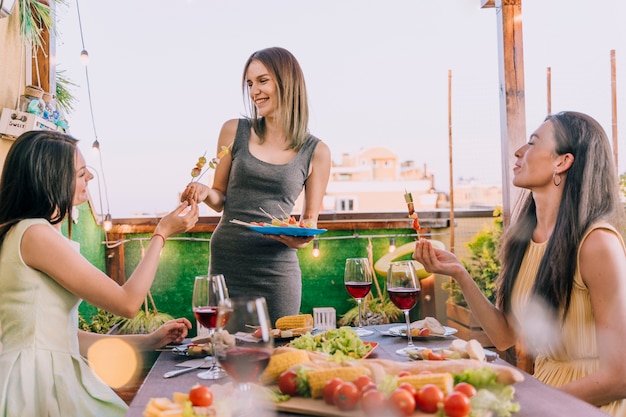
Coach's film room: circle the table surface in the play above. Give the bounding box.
[125,324,610,417]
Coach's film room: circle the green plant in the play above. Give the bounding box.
[443,208,503,307]
[78,308,121,334]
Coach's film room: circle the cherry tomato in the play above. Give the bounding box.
[416,384,444,413]
[360,382,378,397]
[188,384,213,407]
[444,391,471,417]
[427,351,445,360]
[361,389,387,417]
[397,382,417,398]
[454,382,477,398]
[389,388,416,416]
[353,375,374,392]
[322,378,344,405]
[333,381,360,411]
[397,370,411,378]
[278,370,298,396]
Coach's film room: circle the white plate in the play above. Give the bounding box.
[406,346,499,362]
[387,325,458,338]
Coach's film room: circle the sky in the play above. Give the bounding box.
[53,0,626,218]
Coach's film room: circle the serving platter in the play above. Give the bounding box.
[230,219,327,237]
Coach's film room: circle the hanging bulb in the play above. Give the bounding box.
[388,237,396,253]
[92,139,100,151]
[312,240,320,258]
[80,49,89,66]
[103,213,112,232]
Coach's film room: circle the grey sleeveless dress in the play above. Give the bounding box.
[209,119,321,325]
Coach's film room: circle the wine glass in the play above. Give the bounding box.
[386,260,421,356]
[215,296,274,394]
[192,274,229,379]
[344,258,374,336]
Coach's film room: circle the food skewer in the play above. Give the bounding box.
[404,190,421,237]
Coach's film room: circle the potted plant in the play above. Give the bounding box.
[443,207,502,347]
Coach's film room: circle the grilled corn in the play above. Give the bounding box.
[258,349,311,385]
[398,372,454,395]
[307,366,370,398]
[275,314,314,330]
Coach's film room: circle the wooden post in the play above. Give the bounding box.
[547,67,552,115]
[482,0,527,228]
[30,0,55,94]
[448,69,455,254]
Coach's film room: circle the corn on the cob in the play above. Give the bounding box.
[258,349,311,385]
[398,372,454,395]
[275,314,314,330]
[307,366,370,398]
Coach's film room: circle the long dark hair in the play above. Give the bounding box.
[497,111,624,320]
[242,46,310,150]
[0,130,78,244]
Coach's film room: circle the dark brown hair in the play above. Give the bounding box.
[0,130,78,244]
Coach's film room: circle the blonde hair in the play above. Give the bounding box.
[242,47,309,150]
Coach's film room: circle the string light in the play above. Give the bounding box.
[388,237,396,253]
[103,213,112,232]
[76,0,112,228]
[312,240,320,258]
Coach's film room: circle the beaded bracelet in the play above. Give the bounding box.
[151,233,166,247]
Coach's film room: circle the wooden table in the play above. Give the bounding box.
[125,324,610,417]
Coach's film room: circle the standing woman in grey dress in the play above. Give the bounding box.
[181,47,331,324]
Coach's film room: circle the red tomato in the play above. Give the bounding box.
[427,351,445,360]
[361,389,387,417]
[444,391,471,417]
[333,382,360,411]
[389,388,416,416]
[360,382,378,397]
[353,375,374,392]
[454,382,477,398]
[322,378,344,405]
[397,370,411,378]
[188,384,213,407]
[412,217,421,230]
[278,370,298,396]
[416,384,444,413]
[397,382,417,398]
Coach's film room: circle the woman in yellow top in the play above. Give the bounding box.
[414,111,626,416]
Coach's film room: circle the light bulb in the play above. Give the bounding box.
[388,237,396,253]
[80,49,89,66]
[312,240,320,258]
[92,139,100,151]
[103,213,112,232]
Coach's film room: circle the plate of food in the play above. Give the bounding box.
[230,219,327,237]
[406,339,498,362]
[387,325,458,338]
[171,343,211,357]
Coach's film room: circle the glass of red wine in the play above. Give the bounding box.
[386,260,421,356]
[192,274,229,379]
[344,258,374,336]
[215,296,274,395]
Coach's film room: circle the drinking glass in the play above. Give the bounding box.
[192,274,229,379]
[344,258,374,336]
[215,296,274,394]
[386,260,421,356]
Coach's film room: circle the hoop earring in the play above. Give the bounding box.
[553,171,562,186]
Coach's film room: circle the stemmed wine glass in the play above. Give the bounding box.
[215,296,274,394]
[192,274,229,379]
[386,260,421,356]
[344,258,374,336]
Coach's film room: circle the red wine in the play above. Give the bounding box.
[345,281,372,299]
[218,347,271,383]
[193,306,218,329]
[388,287,420,310]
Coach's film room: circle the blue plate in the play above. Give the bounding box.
[248,225,327,237]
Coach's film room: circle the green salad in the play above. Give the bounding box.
[289,327,372,360]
